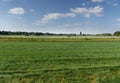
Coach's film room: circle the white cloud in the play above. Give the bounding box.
[84,13,91,18]
[8,8,25,15]
[91,0,104,2]
[71,6,103,18]
[89,6,104,16]
[33,6,104,25]
[113,3,118,6]
[71,8,88,14]
[117,24,120,27]
[41,13,76,23]
[82,3,86,6]
[117,18,120,22]
[33,13,76,25]
[63,23,81,27]
[106,1,118,7]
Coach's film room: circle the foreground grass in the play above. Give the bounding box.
[1,37,120,82]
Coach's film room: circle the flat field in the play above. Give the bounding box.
[1,37,120,83]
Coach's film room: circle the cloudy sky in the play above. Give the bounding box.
[0,0,120,34]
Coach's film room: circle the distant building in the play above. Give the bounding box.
[80,32,82,36]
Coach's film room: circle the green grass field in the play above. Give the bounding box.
[1,37,120,83]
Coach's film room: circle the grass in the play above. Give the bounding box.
[1,36,120,42]
[1,37,120,82]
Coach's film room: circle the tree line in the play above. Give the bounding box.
[0,31,76,36]
[0,30,120,36]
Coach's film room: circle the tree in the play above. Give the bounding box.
[114,31,120,36]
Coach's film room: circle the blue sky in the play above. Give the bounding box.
[0,0,120,34]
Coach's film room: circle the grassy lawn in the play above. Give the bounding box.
[0,38,120,82]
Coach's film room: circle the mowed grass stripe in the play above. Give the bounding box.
[0,41,120,59]
[1,36,120,42]
[0,41,120,69]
